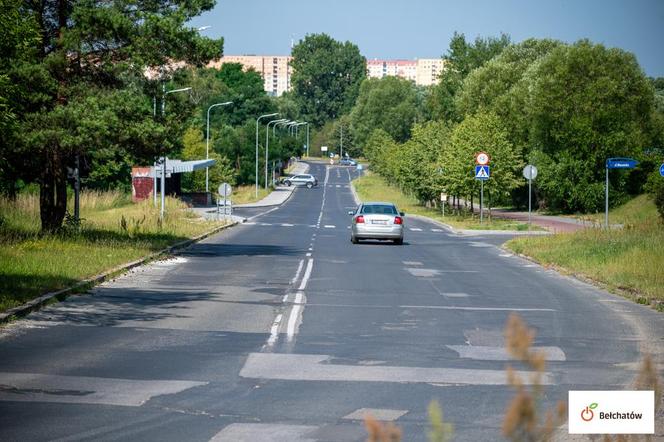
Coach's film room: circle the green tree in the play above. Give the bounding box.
[10,0,221,231]
[428,32,511,122]
[442,112,522,207]
[524,40,654,212]
[290,33,366,127]
[350,77,420,149]
[181,127,235,192]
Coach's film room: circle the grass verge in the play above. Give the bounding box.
[353,172,535,231]
[0,190,225,313]
[506,195,664,305]
[231,185,271,205]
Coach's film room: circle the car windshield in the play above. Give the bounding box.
[361,204,397,215]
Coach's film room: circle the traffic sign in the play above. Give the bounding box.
[475,165,490,180]
[475,152,490,165]
[660,164,664,177]
[218,183,232,197]
[606,158,638,169]
[522,165,538,180]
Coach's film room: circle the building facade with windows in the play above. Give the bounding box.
[208,55,444,96]
[366,58,444,86]
[208,55,293,97]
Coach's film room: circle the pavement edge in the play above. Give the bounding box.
[0,221,239,324]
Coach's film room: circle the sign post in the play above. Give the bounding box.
[605,158,638,228]
[218,182,232,221]
[522,165,538,228]
[475,165,490,223]
[440,192,447,217]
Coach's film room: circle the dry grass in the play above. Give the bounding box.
[0,191,224,312]
[507,198,664,304]
[231,185,271,205]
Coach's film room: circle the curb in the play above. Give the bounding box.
[234,163,310,209]
[0,221,238,324]
[349,181,550,236]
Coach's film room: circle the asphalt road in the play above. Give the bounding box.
[0,162,662,441]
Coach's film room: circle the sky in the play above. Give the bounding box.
[189,0,664,77]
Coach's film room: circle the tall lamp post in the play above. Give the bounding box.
[154,86,191,215]
[265,118,287,189]
[274,120,292,136]
[206,101,233,195]
[256,112,279,197]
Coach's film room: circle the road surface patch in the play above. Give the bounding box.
[210,423,317,442]
[239,353,554,385]
[0,372,205,407]
[446,345,566,361]
[343,408,408,421]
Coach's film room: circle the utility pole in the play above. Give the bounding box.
[340,124,343,160]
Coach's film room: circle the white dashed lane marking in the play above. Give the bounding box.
[409,228,422,232]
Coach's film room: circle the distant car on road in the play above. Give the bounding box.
[349,202,405,245]
[339,158,357,166]
[283,174,318,188]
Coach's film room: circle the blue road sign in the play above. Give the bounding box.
[660,164,664,177]
[606,158,638,169]
[475,165,490,180]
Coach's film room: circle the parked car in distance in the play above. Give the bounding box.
[339,158,357,166]
[349,202,405,245]
[283,174,318,188]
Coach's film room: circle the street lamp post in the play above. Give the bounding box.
[265,119,287,189]
[206,101,233,195]
[274,120,292,136]
[154,86,191,212]
[255,113,279,197]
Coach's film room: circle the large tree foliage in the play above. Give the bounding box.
[290,33,366,127]
[6,0,221,231]
[427,32,511,122]
[350,76,420,149]
[523,40,654,212]
[441,112,522,206]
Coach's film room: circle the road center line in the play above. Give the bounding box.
[298,259,314,291]
[290,259,305,285]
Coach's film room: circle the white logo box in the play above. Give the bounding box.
[569,391,654,434]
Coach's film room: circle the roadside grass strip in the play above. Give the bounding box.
[353,172,537,231]
[506,195,664,305]
[0,191,226,313]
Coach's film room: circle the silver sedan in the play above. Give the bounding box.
[349,202,405,245]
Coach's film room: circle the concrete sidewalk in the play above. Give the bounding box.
[189,161,310,220]
[234,161,309,208]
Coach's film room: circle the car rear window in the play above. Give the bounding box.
[361,205,397,215]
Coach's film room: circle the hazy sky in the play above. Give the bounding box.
[189,0,664,77]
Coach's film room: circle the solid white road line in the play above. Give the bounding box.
[290,259,305,285]
[286,291,305,341]
[298,258,314,291]
[266,314,283,346]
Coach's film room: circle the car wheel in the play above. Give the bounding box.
[394,238,403,245]
[351,236,359,244]
[285,180,291,186]
[306,182,313,189]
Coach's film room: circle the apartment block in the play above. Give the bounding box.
[208,55,292,97]
[207,55,444,96]
[367,58,444,86]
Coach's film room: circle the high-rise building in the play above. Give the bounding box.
[208,55,292,97]
[207,55,444,96]
[367,58,444,86]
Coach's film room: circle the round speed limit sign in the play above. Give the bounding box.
[475,152,490,165]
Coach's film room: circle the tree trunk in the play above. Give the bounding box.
[40,148,67,232]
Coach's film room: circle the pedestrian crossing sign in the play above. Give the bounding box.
[475,165,490,180]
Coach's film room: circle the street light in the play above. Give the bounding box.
[293,121,306,137]
[206,101,233,195]
[256,112,279,197]
[274,120,292,136]
[265,119,288,189]
[154,85,192,216]
[287,121,299,136]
